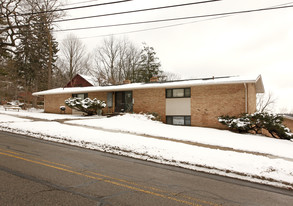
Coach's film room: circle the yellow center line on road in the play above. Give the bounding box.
[87,171,220,206]
[0,148,72,169]
[0,149,218,206]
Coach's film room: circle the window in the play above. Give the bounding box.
[173,89,184,97]
[166,116,191,126]
[173,116,185,125]
[166,88,191,98]
[166,89,172,98]
[107,92,113,108]
[72,93,88,99]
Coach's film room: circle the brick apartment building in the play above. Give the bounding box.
[33,75,264,129]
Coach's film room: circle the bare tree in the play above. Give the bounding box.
[119,40,141,83]
[58,33,90,82]
[94,36,141,85]
[0,0,22,57]
[161,71,181,82]
[0,0,21,101]
[279,107,293,114]
[256,92,277,113]
[94,36,120,85]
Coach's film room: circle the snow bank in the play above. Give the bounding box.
[1,120,293,189]
[1,109,293,189]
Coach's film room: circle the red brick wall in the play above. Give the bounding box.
[284,117,293,132]
[44,92,108,115]
[133,88,166,122]
[190,84,246,129]
[44,94,72,114]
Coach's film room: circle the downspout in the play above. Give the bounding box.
[244,83,248,113]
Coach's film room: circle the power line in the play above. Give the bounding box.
[53,0,222,23]
[270,1,293,7]
[61,1,293,39]
[1,0,223,30]
[17,0,132,16]
[79,16,230,39]
[62,0,100,7]
[55,4,293,32]
[4,1,293,38]
[4,0,100,10]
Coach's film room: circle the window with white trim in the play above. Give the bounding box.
[72,93,88,99]
[166,88,191,98]
[166,116,191,126]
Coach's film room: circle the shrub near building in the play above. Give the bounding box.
[219,112,293,140]
[65,97,106,116]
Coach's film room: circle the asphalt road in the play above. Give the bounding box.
[0,131,292,206]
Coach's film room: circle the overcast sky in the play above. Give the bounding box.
[55,0,293,112]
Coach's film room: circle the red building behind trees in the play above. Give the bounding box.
[65,74,97,88]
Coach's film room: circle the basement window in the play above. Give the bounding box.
[166,116,191,126]
[166,88,191,98]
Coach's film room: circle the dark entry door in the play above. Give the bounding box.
[115,91,133,113]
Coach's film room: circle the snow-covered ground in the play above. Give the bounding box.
[0,106,293,189]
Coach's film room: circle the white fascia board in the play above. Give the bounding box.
[33,74,263,96]
[255,75,265,93]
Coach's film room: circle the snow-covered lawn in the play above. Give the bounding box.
[0,107,293,189]
[0,107,97,120]
[67,114,293,159]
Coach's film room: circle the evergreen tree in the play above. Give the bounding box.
[137,43,162,83]
[31,8,59,90]
[14,0,59,93]
[15,19,37,90]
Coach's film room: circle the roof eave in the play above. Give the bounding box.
[32,75,265,96]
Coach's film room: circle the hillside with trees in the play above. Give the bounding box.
[0,0,176,106]
[1,0,62,105]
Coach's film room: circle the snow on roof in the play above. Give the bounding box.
[33,74,264,96]
[78,74,99,86]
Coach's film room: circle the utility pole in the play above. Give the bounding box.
[47,28,53,89]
